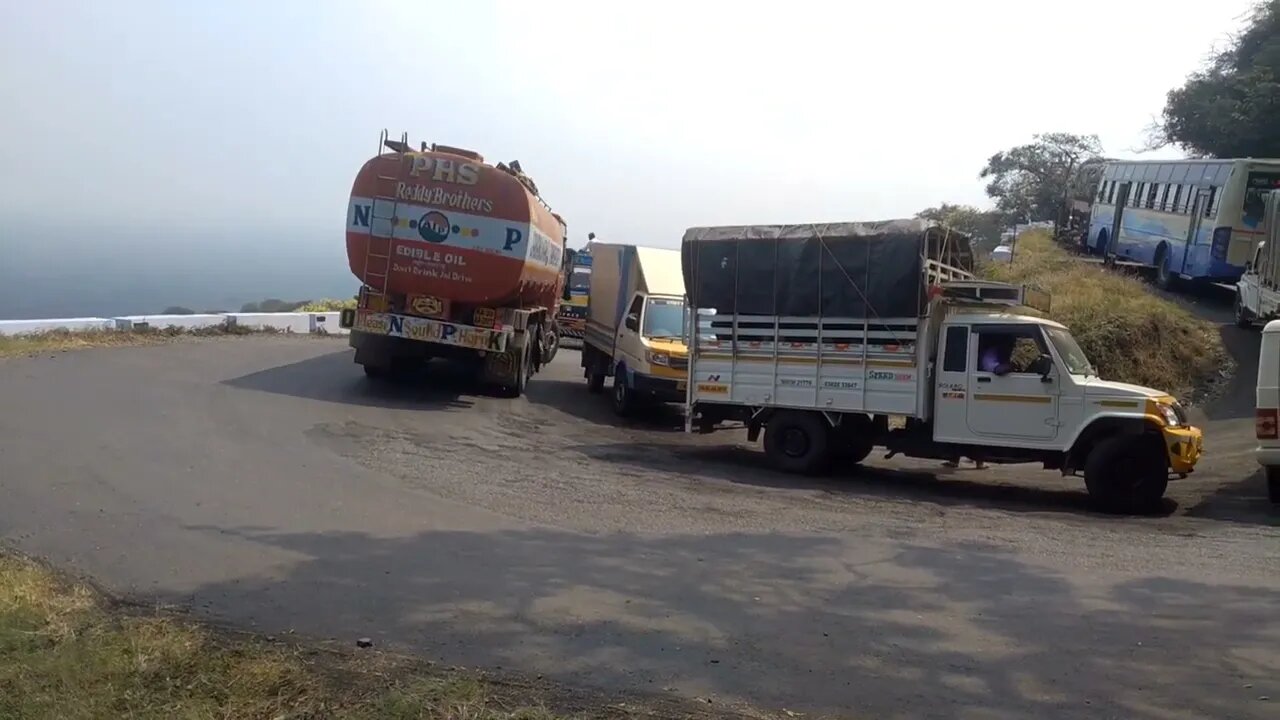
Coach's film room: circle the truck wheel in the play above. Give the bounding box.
[1267,467,1280,504]
[763,411,832,475]
[1235,290,1254,329]
[587,372,606,394]
[1084,435,1169,514]
[612,375,635,416]
[498,343,532,398]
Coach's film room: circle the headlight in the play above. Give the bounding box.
[648,351,670,366]
[1157,403,1180,427]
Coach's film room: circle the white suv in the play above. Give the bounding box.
[1255,320,1280,503]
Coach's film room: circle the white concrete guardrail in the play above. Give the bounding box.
[0,312,350,337]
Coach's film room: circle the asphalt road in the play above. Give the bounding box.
[1,318,1277,719]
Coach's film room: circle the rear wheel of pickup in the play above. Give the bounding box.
[1235,290,1254,329]
[1084,435,1169,514]
[763,411,832,475]
[1267,467,1280,504]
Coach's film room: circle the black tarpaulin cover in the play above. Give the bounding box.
[681,219,972,319]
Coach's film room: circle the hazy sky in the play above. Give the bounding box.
[0,0,1261,250]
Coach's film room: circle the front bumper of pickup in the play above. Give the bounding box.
[1162,425,1203,475]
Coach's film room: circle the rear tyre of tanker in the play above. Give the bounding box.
[1084,435,1169,514]
[763,411,833,475]
[498,342,533,398]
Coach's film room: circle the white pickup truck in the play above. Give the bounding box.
[1235,190,1280,327]
[681,220,1203,514]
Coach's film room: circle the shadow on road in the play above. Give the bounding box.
[1183,467,1280,527]
[571,440,1181,519]
[222,349,477,411]
[528,376,687,433]
[166,525,1279,720]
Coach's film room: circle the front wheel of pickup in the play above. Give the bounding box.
[1084,435,1169,514]
[763,411,832,475]
[1266,467,1280,504]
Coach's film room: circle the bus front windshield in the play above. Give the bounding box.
[643,297,685,339]
[1044,326,1094,376]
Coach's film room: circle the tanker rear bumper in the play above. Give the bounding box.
[341,309,512,354]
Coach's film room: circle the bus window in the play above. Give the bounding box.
[1159,184,1171,211]
[1170,185,1183,214]
[1243,170,1280,230]
[1157,164,1174,182]
[1145,183,1159,209]
[1205,187,1219,219]
[1107,182,1117,204]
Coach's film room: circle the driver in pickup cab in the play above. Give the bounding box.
[944,334,1015,471]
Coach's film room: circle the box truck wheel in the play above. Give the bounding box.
[612,373,635,416]
[587,372,606,394]
[1084,435,1168,514]
[764,411,832,475]
[1267,467,1280,504]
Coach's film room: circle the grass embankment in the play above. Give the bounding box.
[298,298,357,312]
[0,326,266,359]
[983,230,1226,399]
[0,553,623,719]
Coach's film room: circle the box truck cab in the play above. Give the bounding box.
[683,220,1203,514]
[581,243,689,415]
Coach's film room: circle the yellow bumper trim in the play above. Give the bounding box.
[1162,425,1203,474]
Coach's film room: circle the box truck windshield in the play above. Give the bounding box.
[643,297,685,339]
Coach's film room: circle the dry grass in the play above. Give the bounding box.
[983,230,1226,399]
[0,553,749,720]
[0,325,272,359]
[298,298,358,312]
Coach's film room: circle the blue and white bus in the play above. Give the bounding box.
[1087,158,1280,288]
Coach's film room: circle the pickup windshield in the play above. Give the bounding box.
[1045,326,1094,376]
[643,297,685,339]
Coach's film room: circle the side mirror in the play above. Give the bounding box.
[1031,354,1054,380]
[624,313,639,332]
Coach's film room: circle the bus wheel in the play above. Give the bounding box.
[1153,244,1177,290]
[764,411,832,475]
[1094,229,1109,257]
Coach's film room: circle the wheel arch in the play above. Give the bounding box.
[1064,415,1161,472]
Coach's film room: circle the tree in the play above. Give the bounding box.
[162,306,195,315]
[1155,1,1280,158]
[979,133,1104,224]
[916,203,1006,247]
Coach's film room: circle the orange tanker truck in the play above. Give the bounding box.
[338,132,571,396]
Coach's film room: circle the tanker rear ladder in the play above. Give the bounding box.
[359,129,410,312]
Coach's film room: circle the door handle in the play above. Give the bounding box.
[977,377,991,383]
